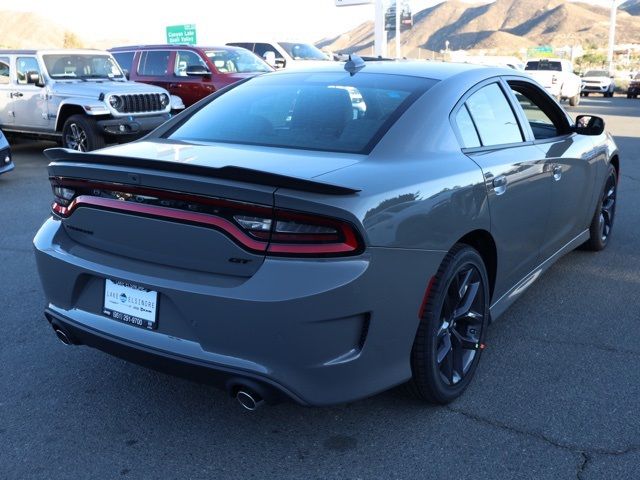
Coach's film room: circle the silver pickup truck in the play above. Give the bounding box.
[0,49,177,151]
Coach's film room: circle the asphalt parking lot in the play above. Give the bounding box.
[1,96,639,480]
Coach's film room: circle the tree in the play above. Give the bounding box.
[63,32,83,49]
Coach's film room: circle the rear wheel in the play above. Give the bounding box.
[584,164,617,251]
[62,115,105,152]
[584,92,590,97]
[408,244,490,404]
[569,94,580,106]
[628,93,633,99]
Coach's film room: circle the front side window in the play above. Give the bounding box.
[0,57,9,84]
[43,54,124,80]
[167,72,436,154]
[16,57,41,85]
[206,49,272,74]
[137,51,171,76]
[465,83,523,147]
[510,87,560,140]
[174,50,208,77]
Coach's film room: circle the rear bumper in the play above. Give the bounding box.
[34,217,444,406]
[97,114,171,136]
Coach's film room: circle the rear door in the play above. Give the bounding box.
[505,79,598,259]
[135,49,172,92]
[454,80,552,298]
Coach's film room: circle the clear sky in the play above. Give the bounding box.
[0,0,625,45]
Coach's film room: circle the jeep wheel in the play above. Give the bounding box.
[62,115,105,152]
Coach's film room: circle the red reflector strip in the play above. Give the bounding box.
[54,196,268,252]
[418,276,436,319]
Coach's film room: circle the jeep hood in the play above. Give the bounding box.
[51,80,168,98]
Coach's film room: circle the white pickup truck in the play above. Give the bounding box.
[524,58,582,106]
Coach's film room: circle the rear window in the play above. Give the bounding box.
[525,61,562,72]
[167,72,436,154]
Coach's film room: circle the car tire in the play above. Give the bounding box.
[569,94,580,106]
[584,92,590,97]
[628,93,633,99]
[408,243,490,404]
[584,164,617,251]
[62,115,105,152]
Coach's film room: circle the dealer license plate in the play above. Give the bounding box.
[103,279,158,330]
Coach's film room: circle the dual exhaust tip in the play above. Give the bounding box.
[235,389,264,411]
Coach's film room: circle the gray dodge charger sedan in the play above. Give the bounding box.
[34,60,619,409]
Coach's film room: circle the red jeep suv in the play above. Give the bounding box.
[110,45,273,108]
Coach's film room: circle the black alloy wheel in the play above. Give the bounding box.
[409,244,490,404]
[62,115,105,152]
[584,164,617,251]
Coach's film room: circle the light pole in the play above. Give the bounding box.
[395,0,401,58]
[607,0,618,72]
[374,0,387,57]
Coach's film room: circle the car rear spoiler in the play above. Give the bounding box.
[44,148,360,196]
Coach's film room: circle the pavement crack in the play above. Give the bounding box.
[576,452,590,480]
[526,336,640,357]
[622,174,640,184]
[447,406,640,458]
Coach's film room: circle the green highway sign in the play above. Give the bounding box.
[166,24,197,45]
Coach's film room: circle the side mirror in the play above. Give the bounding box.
[575,115,605,136]
[123,69,130,80]
[275,58,286,69]
[262,51,277,68]
[185,65,211,76]
[27,71,43,87]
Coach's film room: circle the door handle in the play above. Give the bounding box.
[11,92,23,98]
[552,164,562,181]
[492,175,507,196]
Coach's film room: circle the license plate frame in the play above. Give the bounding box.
[103,279,159,330]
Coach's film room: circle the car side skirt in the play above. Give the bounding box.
[490,229,590,320]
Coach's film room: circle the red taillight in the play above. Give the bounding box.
[50,177,363,257]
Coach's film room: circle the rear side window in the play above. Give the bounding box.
[137,51,171,76]
[0,57,9,84]
[465,83,523,147]
[112,52,134,73]
[454,106,480,148]
[167,72,436,154]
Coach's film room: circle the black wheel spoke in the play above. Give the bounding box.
[452,329,478,350]
[434,262,487,387]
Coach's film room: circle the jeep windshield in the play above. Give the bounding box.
[279,43,330,61]
[205,49,272,74]
[43,54,125,80]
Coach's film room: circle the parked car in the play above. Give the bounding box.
[525,58,582,106]
[384,2,413,30]
[0,49,174,151]
[0,128,13,176]
[226,41,332,69]
[35,61,619,408]
[627,73,640,98]
[581,70,615,97]
[110,45,273,108]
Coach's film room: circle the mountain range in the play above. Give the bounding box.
[318,0,640,57]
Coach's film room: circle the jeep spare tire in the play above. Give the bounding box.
[62,115,105,152]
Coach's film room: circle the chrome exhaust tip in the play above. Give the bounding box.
[54,328,72,346]
[236,390,264,411]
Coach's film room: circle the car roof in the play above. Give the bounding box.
[267,60,516,82]
[0,49,108,55]
[109,44,240,52]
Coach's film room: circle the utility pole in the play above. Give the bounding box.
[374,0,387,57]
[607,0,617,72]
[395,0,401,58]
